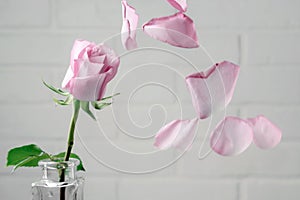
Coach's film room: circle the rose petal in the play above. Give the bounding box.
[89,55,106,64]
[154,118,198,150]
[70,40,95,73]
[75,59,104,77]
[62,40,120,101]
[62,40,95,89]
[143,12,199,48]
[94,44,120,88]
[186,61,240,119]
[69,58,117,101]
[98,44,120,70]
[70,74,106,101]
[62,66,74,89]
[210,116,253,156]
[167,0,187,12]
[247,115,282,149]
[121,0,138,50]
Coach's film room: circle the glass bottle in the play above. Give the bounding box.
[31,158,84,200]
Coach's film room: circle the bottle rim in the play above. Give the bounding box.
[38,158,79,169]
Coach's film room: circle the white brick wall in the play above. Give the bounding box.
[241,179,300,200]
[0,0,299,200]
[0,0,50,27]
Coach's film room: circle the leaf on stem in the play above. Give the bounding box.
[6,144,51,172]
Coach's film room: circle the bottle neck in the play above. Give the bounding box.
[39,159,79,183]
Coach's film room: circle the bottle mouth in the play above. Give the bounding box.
[38,158,79,170]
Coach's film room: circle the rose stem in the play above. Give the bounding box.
[59,99,81,200]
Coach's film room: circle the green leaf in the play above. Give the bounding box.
[6,144,51,172]
[91,102,112,110]
[53,95,73,106]
[7,144,86,172]
[80,101,96,120]
[52,152,85,171]
[43,80,69,96]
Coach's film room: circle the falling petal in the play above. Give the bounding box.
[247,115,282,149]
[186,61,240,119]
[210,116,253,156]
[143,12,198,48]
[121,0,138,50]
[166,0,187,12]
[154,118,198,150]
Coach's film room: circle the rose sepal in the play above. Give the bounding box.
[43,80,69,96]
[92,93,120,110]
[53,95,74,106]
[80,101,96,120]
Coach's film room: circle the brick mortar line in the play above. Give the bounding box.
[1,28,300,34]
[1,27,300,32]
[2,172,300,180]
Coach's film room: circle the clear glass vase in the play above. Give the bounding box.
[31,158,84,200]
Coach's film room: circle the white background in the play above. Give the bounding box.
[0,0,300,199]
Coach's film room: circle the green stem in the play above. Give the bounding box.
[64,99,81,162]
[59,99,81,200]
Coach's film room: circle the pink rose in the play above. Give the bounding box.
[62,40,120,101]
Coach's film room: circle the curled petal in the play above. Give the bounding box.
[69,60,116,101]
[89,55,106,64]
[76,59,104,77]
[154,118,198,150]
[143,12,199,48]
[70,40,95,74]
[62,40,120,101]
[62,66,74,89]
[210,116,253,156]
[186,61,240,119]
[167,0,187,12]
[62,40,93,89]
[97,44,120,83]
[96,44,120,68]
[70,74,106,102]
[121,0,138,50]
[62,40,95,89]
[247,115,282,149]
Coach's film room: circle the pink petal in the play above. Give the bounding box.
[89,55,106,64]
[121,0,138,50]
[75,59,104,77]
[143,12,199,48]
[97,44,120,86]
[70,74,106,101]
[167,0,187,12]
[98,44,120,71]
[62,40,94,88]
[154,118,198,150]
[210,116,253,156]
[69,59,117,101]
[247,115,282,149]
[71,40,95,73]
[62,66,74,89]
[186,61,240,119]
